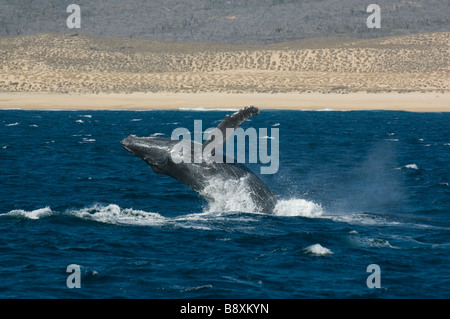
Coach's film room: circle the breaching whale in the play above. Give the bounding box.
[121,106,277,214]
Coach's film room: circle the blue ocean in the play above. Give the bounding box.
[0,109,449,299]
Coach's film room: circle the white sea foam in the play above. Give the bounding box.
[274,199,324,218]
[3,207,53,220]
[66,204,167,226]
[304,244,333,256]
[75,119,84,124]
[396,163,419,170]
[328,213,401,227]
[5,122,19,126]
[395,163,419,170]
[200,176,258,213]
[179,107,239,112]
[348,236,397,249]
[199,174,324,217]
[317,108,337,112]
[80,138,96,143]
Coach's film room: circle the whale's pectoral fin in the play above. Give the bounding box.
[203,106,260,151]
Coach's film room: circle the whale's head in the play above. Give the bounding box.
[121,135,178,174]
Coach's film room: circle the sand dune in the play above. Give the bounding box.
[0,32,448,110]
[1,32,448,94]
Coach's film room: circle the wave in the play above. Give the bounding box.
[3,200,439,232]
[348,236,397,249]
[274,199,323,218]
[396,163,419,170]
[179,107,239,112]
[394,163,419,170]
[1,197,324,227]
[304,244,333,256]
[66,204,167,226]
[198,173,324,217]
[300,108,347,112]
[79,138,96,143]
[3,207,53,220]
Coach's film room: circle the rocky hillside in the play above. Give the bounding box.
[1,0,448,44]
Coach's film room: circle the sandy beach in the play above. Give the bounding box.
[0,92,448,112]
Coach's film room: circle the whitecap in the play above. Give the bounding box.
[5,122,19,126]
[79,115,92,118]
[66,204,167,226]
[151,133,164,137]
[179,107,238,112]
[395,163,419,170]
[3,207,53,220]
[328,213,400,227]
[349,236,397,249]
[75,119,84,124]
[131,119,142,122]
[304,244,333,256]
[403,164,419,170]
[317,108,337,112]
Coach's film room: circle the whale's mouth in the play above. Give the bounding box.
[121,135,174,175]
[121,135,154,155]
[121,136,137,154]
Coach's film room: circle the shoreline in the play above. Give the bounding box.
[0,92,448,112]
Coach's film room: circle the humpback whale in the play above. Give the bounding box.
[121,106,277,214]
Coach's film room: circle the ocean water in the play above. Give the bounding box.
[0,109,449,299]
